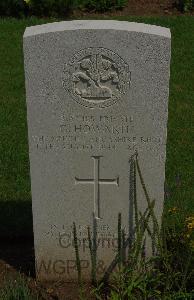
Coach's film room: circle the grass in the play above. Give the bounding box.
[0,16,193,238]
[0,274,38,300]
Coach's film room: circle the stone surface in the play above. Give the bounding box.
[23,20,171,282]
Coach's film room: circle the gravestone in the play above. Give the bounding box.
[23,20,171,282]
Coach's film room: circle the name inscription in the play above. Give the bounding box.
[31,113,163,154]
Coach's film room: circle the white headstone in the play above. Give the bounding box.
[23,20,171,282]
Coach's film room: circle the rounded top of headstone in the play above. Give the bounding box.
[24,20,171,39]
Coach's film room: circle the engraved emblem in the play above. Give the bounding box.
[63,47,131,108]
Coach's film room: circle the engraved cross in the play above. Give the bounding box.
[75,156,119,219]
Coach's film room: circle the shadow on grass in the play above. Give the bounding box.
[0,201,35,277]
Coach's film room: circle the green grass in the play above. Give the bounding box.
[0,275,38,300]
[0,16,193,237]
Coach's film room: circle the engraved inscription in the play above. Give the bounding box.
[75,156,119,219]
[63,48,130,108]
[32,135,163,154]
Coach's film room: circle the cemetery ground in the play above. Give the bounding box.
[0,16,194,299]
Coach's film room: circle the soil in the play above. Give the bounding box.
[0,239,93,300]
[72,0,192,17]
